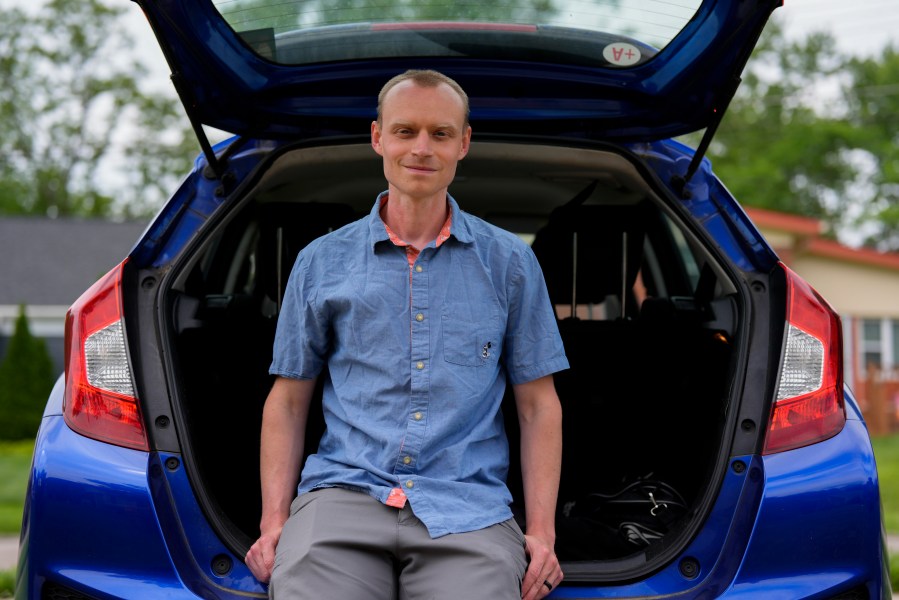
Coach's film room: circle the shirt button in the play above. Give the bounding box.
[416,361,425,370]
[415,313,424,322]
[413,412,423,421]
[415,265,423,273]
[405,480,414,489]
[403,456,412,465]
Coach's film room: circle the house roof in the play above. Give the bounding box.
[744,207,899,273]
[0,217,148,307]
[743,206,822,237]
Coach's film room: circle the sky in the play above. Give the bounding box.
[775,0,898,57]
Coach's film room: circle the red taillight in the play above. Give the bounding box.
[63,260,149,451]
[763,264,845,455]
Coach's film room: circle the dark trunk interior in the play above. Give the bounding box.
[166,142,739,571]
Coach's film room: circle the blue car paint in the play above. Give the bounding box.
[630,140,779,274]
[138,0,780,141]
[21,390,883,599]
[131,138,272,270]
[729,423,886,597]
[150,452,267,597]
[19,412,185,599]
[18,391,266,599]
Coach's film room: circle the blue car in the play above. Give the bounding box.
[17,0,889,597]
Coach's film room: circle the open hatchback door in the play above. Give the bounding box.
[137,0,781,148]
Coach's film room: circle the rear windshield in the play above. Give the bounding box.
[211,0,702,67]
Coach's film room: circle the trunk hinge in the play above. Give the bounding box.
[671,75,742,199]
[170,71,228,182]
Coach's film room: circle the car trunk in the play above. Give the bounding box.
[162,139,745,580]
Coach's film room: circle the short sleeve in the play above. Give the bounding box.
[269,250,330,379]
[502,245,569,385]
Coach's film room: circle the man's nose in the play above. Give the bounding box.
[411,131,433,156]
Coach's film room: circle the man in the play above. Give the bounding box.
[245,69,568,600]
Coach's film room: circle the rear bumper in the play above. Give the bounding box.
[727,417,889,599]
[553,419,887,598]
[17,412,265,600]
[19,407,887,599]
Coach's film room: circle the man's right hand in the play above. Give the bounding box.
[246,525,284,583]
[248,377,317,583]
[248,377,317,582]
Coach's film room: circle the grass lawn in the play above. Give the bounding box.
[871,433,899,533]
[871,434,899,589]
[0,441,33,536]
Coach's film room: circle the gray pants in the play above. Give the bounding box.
[270,487,528,600]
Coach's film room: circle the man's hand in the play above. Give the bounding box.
[514,375,564,598]
[245,524,285,583]
[246,376,317,584]
[521,533,563,600]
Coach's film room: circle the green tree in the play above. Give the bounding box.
[0,0,195,218]
[0,306,55,440]
[844,47,899,249]
[703,22,899,251]
[709,22,860,230]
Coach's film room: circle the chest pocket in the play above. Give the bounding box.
[442,312,502,368]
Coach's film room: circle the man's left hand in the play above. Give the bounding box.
[521,533,563,600]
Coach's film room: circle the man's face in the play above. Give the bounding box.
[371,80,471,202]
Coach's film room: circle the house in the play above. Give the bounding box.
[0,217,149,376]
[746,207,899,434]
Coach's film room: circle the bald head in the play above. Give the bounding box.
[377,69,469,126]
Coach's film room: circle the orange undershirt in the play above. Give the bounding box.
[381,196,453,272]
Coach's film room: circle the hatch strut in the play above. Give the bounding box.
[170,71,226,181]
[671,74,742,199]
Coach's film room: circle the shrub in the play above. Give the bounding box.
[0,306,54,440]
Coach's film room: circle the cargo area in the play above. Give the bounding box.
[163,141,742,577]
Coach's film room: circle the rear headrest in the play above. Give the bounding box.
[531,201,648,309]
[257,202,355,305]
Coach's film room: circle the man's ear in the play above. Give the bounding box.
[458,125,472,159]
[371,121,384,156]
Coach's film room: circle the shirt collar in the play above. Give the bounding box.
[368,191,474,252]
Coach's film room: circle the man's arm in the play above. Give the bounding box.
[245,376,317,583]
[514,374,564,600]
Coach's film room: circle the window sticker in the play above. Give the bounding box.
[603,43,642,67]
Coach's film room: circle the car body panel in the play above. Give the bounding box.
[20,387,883,598]
[629,140,779,272]
[729,417,887,597]
[18,413,183,599]
[135,0,781,141]
[17,401,264,599]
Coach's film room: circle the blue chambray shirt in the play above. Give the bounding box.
[270,192,568,538]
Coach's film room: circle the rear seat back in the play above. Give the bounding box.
[528,201,653,496]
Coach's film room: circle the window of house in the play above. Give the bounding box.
[892,321,899,371]
[862,318,883,370]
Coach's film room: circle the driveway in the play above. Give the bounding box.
[0,537,17,571]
